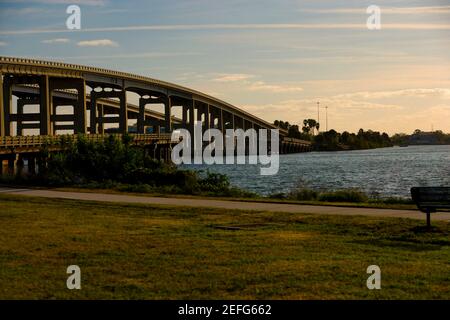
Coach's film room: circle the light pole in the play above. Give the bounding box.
[325,105,328,132]
[317,101,320,134]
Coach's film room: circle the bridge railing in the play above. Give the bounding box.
[0,133,175,149]
[282,137,312,145]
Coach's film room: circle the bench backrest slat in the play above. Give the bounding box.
[411,187,450,213]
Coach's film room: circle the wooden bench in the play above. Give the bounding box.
[411,187,450,227]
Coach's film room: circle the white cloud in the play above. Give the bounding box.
[41,38,70,44]
[77,39,118,47]
[213,73,254,82]
[13,0,107,5]
[302,6,450,15]
[211,73,303,93]
[2,23,450,35]
[0,7,48,15]
[0,41,7,46]
[336,88,450,100]
[247,81,304,93]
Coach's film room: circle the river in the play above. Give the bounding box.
[183,145,450,198]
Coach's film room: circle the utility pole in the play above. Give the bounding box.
[325,105,328,132]
[317,101,320,134]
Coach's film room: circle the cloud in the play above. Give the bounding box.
[213,74,254,82]
[336,88,450,100]
[2,23,450,35]
[77,39,118,47]
[0,7,48,15]
[41,38,70,44]
[302,6,450,15]
[0,41,7,46]
[211,73,303,93]
[7,0,107,5]
[247,81,304,93]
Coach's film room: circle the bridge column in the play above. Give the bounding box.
[118,90,127,134]
[28,155,36,175]
[138,98,146,134]
[154,123,161,134]
[97,104,104,134]
[182,104,188,126]
[74,80,87,134]
[218,109,224,132]
[16,99,24,136]
[39,75,52,136]
[204,104,210,131]
[2,75,12,136]
[90,92,98,134]
[0,73,3,137]
[164,96,172,133]
[7,156,15,176]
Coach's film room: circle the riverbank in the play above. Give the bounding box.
[0,193,449,299]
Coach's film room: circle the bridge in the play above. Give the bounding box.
[0,56,311,174]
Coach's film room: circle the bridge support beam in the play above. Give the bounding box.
[90,89,127,134]
[138,96,166,134]
[16,97,40,136]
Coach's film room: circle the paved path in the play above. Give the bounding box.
[1,187,449,222]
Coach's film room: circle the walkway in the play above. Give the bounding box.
[1,187,449,222]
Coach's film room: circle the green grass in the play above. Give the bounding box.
[0,194,448,299]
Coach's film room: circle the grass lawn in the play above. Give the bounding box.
[0,194,448,299]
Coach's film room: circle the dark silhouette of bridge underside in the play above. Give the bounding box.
[0,56,311,173]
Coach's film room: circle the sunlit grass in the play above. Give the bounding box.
[0,194,448,299]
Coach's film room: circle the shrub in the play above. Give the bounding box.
[318,189,368,203]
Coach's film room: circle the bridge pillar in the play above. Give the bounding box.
[138,98,146,134]
[164,96,172,133]
[218,109,224,132]
[28,155,36,175]
[97,104,104,134]
[182,104,188,126]
[7,155,16,176]
[118,91,127,134]
[39,75,52,136]
[0,73,3,137]
[2,75,12,136]
[90,92,98,134]
[16,99,24,136]
[74,79,87,134]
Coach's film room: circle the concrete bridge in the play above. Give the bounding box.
[0,56,311,173]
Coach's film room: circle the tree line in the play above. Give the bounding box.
[274,119,392,151]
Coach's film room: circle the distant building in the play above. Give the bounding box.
[408,132,440,145]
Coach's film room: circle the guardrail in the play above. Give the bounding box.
[0,133,174,149]
[282,137,312,145]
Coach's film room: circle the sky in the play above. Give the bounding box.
[0,0,450,135]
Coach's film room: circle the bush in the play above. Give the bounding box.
[9,134,251,197]
[288,188,319,201]
[318,189,368,203]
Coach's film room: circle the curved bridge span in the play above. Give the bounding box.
[0,56,311,168]
[0,56,283,135]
